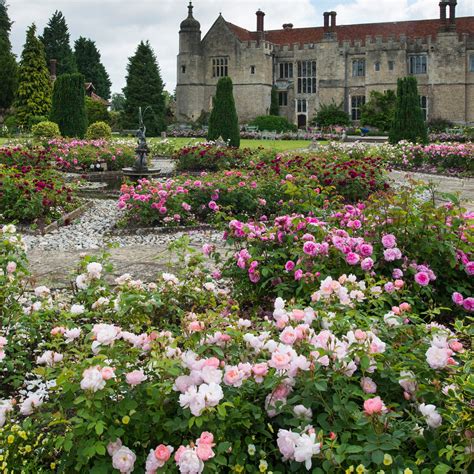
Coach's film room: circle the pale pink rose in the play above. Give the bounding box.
[107,438,123,456]
[223,367,244,387]
[196,443,214,461]
[174,446,187,463]
[291,309,305,321]
[101,367,115,380]
[360,377,377,394]
[426,346,449,369]
[399,302,411,312]
[449,340,463,352]
[6,261,16,273]
[277,429,298,461]
[252,362,269,382]
[51,326,66,336]
[203,357,220,369]
[126,370,147,386]
[188,321,204,332]
[112,446,136,473]
[280,327,297,345]
[363,396,386,415]
[381,234,396,248]
[269,352,291,370]
[359,243,373,257]
[155,444,173,462]
[81,367,106,392]
[354,329,367,341]
[198,432,215,446]
[394,279,405,289]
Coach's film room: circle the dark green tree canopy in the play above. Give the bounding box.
[50,72,87,137]
[312,101,350,127]
[361,90,397,132]
[208,77,240,147]
[74,37,111,100]
[40,10,76,76]
[0,0,17,109]
[122,41,166,136]
[270,87,279,116]
[15,24,52,127]
[389,76,428,144]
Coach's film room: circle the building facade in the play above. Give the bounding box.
[176,1,474,126]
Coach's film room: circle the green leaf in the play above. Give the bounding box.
[371,450,384,465]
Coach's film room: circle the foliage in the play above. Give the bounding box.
[0,0,18,109]
[0,229,472,472]
[270,86,279,116]
[0,164,78,223]
[39,10,76,76]
[50,73,87,138]
[173,143,255,172]
[85,96,111,125]
[361,90,396,132]
[389,77,428,144]
[249,115,297,133]
[208,77,240,147]
[110,92,125,112]
[313,101,351,127]
[74,37,111,100]
[428,118,454,133]
[122,41,166,136]
[14,24,52,128]
[31,121,61,140]
[86,121,112,140]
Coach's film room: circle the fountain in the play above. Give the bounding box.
[122,106,161,181]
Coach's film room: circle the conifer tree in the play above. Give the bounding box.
[389,76,428,144]
[40,10,76,76]
[50,73,87,137]
[0,0,18,109]
[270,87,279,116]
[208,77,240,147]
[15,24,52,127]
[74,37,111,99]
[122,41,166,136]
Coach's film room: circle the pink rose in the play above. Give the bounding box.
[294,269,303,281]
[198,432,215,445]
[363,396,386,415]
[252,362,269,382]
[101,366,115,380]
[125,370,147,386]
[361,257,374,271]
[381,234,396,248]
[346,252,360,265]
[196,443,214,461]
[269,352,291,370]
[452,292,464,305]
[285,261,295,272]
[223,367,244,387]
[414,272,430,286]
[154,444,172,462]
[465,261,474,275]
[303,241,317,256]
[360,377,377,394]
[463,297,474,312]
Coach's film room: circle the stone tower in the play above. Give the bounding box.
[176,2,204,122]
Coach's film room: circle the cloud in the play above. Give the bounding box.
[8,0,473,95]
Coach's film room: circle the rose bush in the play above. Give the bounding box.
[0,226,472,472]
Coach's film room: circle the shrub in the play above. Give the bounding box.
[50,72,87,138]
[208,77,240,147]
[249,115,296,133]
[31,120,61,140]
[28,115,49,128]
[85,96,111,125]
[389,76,428,144]
[312,101,351,127]
[428,117,454,133]
[361,90,396,132]
[86,121,112,140]
[270,87,279,116]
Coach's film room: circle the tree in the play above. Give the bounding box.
[0,0,17,109]
[270,87,279,116]
[389,76,428,144]
[15,24,52,127]
[85,96,110,125]
[74,37,111,99]
[111,93,126,112]
[50,73,87,137]
[312,101,350,127]
[122,41,166,136]
[208,77,240,147]
[40,11,76,76]
[361,90,397,132]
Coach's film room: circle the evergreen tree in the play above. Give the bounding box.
[50,73,87,137]
[361,90,397,132]
[15,24,52,127]
[270,87,279,116]
[40,11,76,76]
[208,77,240,147]
[0,0,18,109]
[389,77,428,144]
[74,37,111,99]
[122,41,166,136]
[111,93,126,112]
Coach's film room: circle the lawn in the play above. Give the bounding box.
[0,137,8,146]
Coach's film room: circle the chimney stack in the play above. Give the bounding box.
[256,9,265,32]
[448,0,457,24]
[323,12,330,29]
[439,1,448,22]
[49,59,57,81]
[330,11,337,29]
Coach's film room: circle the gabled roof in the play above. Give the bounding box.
[225,17,474,45]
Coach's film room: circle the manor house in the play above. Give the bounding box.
[176,1,474,127]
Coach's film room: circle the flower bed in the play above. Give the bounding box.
[118,171,335,228]
[223,184,473,318]
[0,227,472,472]
[0,165,80,224]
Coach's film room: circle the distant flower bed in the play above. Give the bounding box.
[429,132,471,143]
[0,165,79,224]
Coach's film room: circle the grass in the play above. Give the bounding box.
[0,138,8,146]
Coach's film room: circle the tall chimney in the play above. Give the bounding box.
[323,12,330,29]
[448,0,457,24]
[439,1,448,22]
[330,11,337,29]
[49,59,57,81]
[256,9,265,32]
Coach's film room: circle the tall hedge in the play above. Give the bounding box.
[0,0,17,109]
[270,87,279,116]
[389,76,428,144]
[50,73,87,137]
[208,77,240,147]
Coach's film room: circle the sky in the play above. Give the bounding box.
[8,0,474,95]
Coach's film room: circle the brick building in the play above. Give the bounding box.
[176,1,474,126]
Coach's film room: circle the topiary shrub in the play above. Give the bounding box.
[250,115,297,133]
[31,121,61,139]
[86,121,112,140]
[312,101,351,127]
[208,77,240,147]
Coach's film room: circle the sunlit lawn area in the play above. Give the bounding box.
[0,138,8,145]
